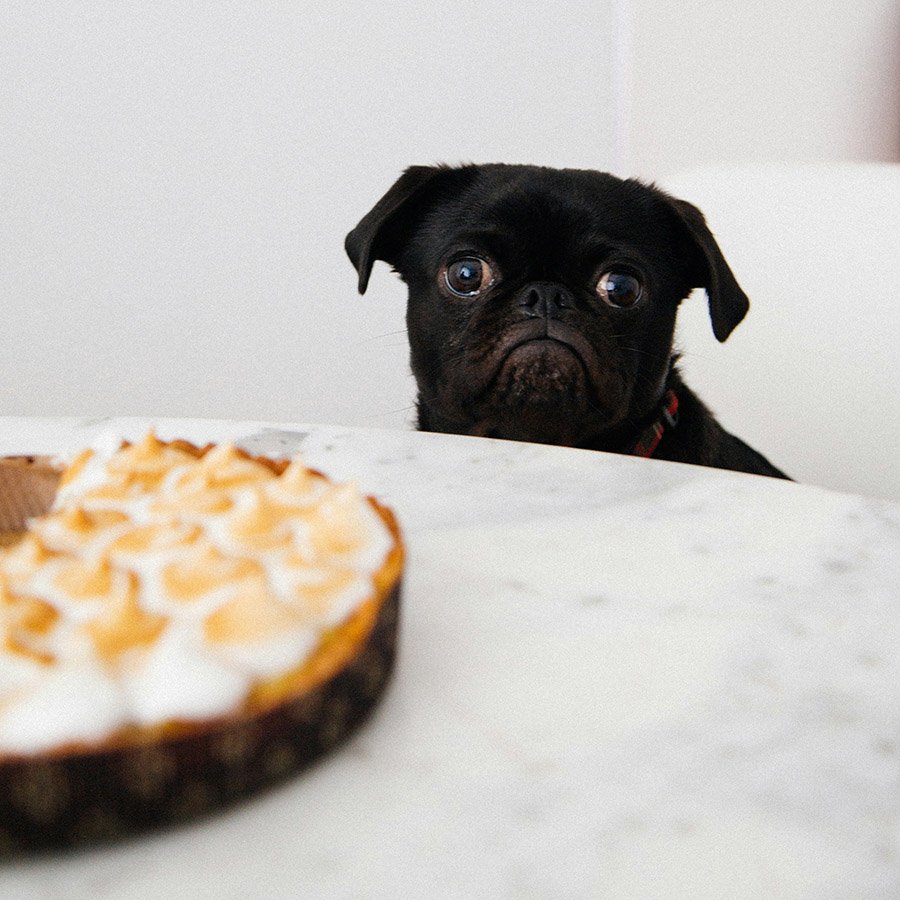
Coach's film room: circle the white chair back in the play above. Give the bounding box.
[660,163,900,501]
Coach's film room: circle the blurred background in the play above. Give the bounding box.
[1,2,898,495]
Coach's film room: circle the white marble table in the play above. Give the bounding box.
[1,417,898,899]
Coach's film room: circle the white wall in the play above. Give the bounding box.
[1,1,896,429]
[0,2,615,426]
[626,0,899,178]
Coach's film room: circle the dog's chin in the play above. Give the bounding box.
[470,339,602,445]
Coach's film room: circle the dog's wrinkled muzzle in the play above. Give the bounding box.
[484,280,613,407]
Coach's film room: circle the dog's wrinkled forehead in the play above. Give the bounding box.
[412,166,677,273]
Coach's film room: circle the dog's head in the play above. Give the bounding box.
[346,164,749,447]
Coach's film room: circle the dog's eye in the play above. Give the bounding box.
[596,271,642,308]
[444,258,494,297]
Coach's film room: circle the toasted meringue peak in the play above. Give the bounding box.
[289,567,360,616]
[161,543,261,603]
[52,555,117,602]
[57,448,94,488]
[0,534,52,584]
[106,432,194,483]
[152,469,234,516]
[1,590,60,666]
[307,482,369,557]
[8,594,59,637]
[226,488,296,552]
[274,457,317,499]
[203,578,302,645]
[107,520,201,557]
[83,578,168,664]
[0,575,16,608]
[84,472,148,506]
[75,507,129,533]
[51,506,129,538]
[193,443,275,489]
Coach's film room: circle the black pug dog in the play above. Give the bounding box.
[346,163,788,479]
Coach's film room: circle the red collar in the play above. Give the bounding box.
[631,390,679,458]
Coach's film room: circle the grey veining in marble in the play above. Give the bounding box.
[0,417,898,898]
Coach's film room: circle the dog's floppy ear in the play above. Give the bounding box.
[664,195,750,342]
[345,165,450,294]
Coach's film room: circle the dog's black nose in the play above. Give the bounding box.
[518,282,575,319]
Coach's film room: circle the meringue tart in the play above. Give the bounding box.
[0,435,403,853]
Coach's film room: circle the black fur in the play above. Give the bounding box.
[347,163,788,479]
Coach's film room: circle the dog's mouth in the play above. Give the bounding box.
[454,319,628,444]
[486,320,609,397]
[496,338,586,391]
